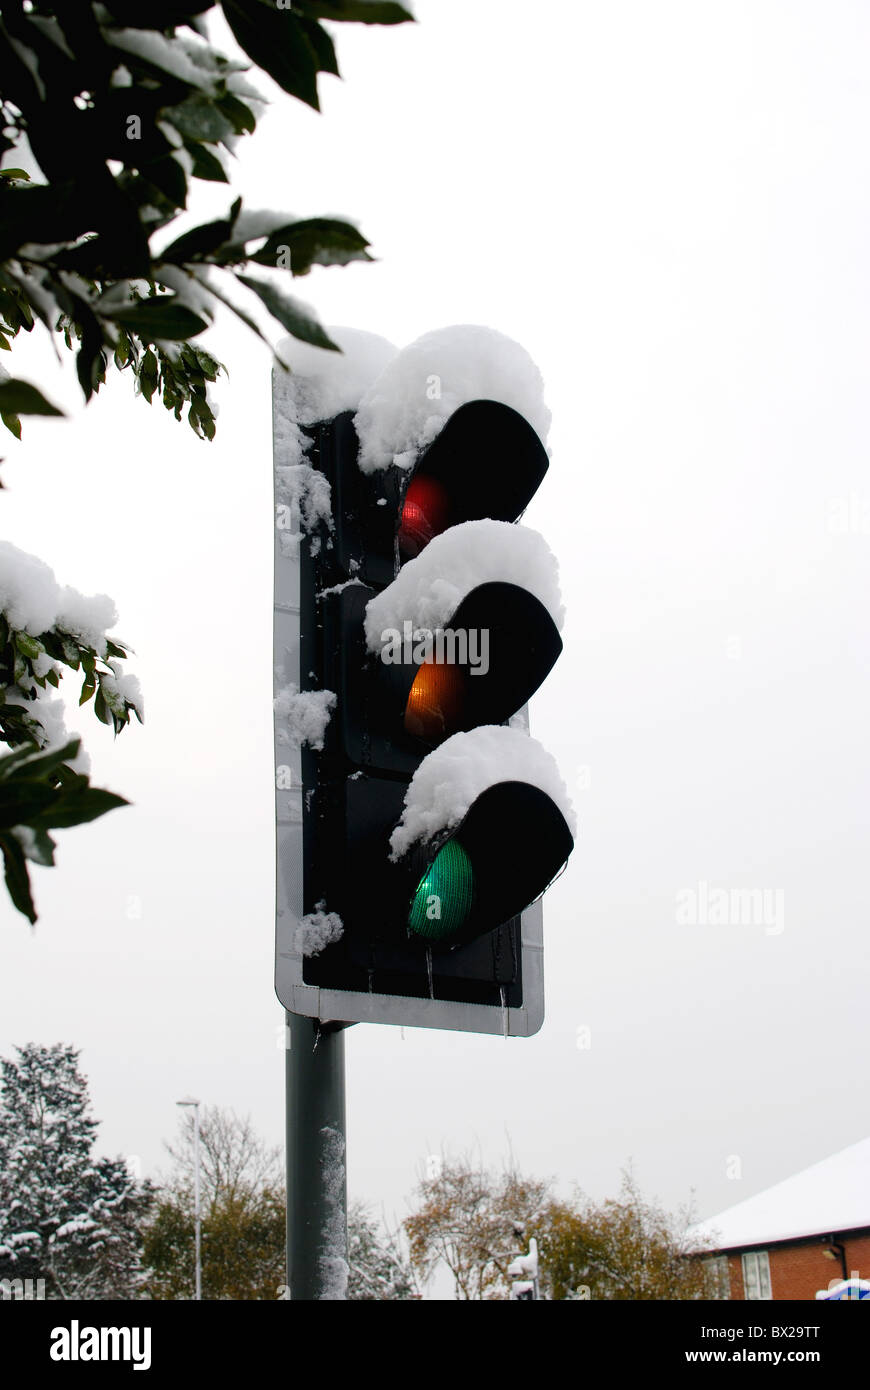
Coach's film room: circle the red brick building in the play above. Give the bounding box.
[690,1137,870,1300]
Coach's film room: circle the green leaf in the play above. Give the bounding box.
[93,688,111,725]
[236,273,339,349]
[0,784,58,830]
[217,93,257,135]
[196,274,271,348]
[187,394,216,440]
[297,14,339,78]
[250,217,371,275]
[0,168,31,182]
[71,300,106,402]
[2,412,21,439]
[187,142,230,183]
[14,632,45,660]
[192,347,220,380]
[141,153,189,208]
[32,786,129,831]
[1,835,37,923]
[293,0,414,20]
[80,676,96,705]
[221,1,325,110]
[160,217,235,265]
[107,298,208,342]
[0,379,63,416]
[139,347,159,402]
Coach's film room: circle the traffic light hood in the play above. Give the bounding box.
[404,779,574,948]
[389,724,576,861]
[363,519,564,652]
[396,399,550,558]
[354,324,551,475]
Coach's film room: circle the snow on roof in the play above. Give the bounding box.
[363,519,563,653]
[689,1136,870,1252]
[354,324,551,474]
[389,725,576,860]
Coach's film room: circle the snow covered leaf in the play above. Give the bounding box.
[162,91,236,144]
[0,739,82,787]
[107,28,221,94]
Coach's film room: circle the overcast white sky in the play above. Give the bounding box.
[1,0,869,1278]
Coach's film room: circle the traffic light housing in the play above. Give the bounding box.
[273,331,574,1034]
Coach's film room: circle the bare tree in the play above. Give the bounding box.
[404,1153,552,1300]
[165,1106,281,1216]
[540,1168,717,1301]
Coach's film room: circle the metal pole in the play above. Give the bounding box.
[193,1104,202,1302]
[285,1010,347,1300]
[176,1097,203,1301]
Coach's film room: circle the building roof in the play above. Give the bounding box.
[690,1136,870,1252]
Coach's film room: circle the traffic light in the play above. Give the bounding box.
[273,327,575,1035]
[508,1238,539,1300]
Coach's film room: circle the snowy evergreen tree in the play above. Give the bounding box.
[0,1043,151,1299]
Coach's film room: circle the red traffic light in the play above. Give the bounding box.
[398,474,452,559]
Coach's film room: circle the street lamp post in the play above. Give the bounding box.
[176,1098,202,1301]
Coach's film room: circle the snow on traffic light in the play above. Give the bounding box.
[273,325,575,1035]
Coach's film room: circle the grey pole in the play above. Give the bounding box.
[193,1105,202,1302]
[285,1010,348,1300]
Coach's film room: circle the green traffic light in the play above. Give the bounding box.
[408,838,475,941]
